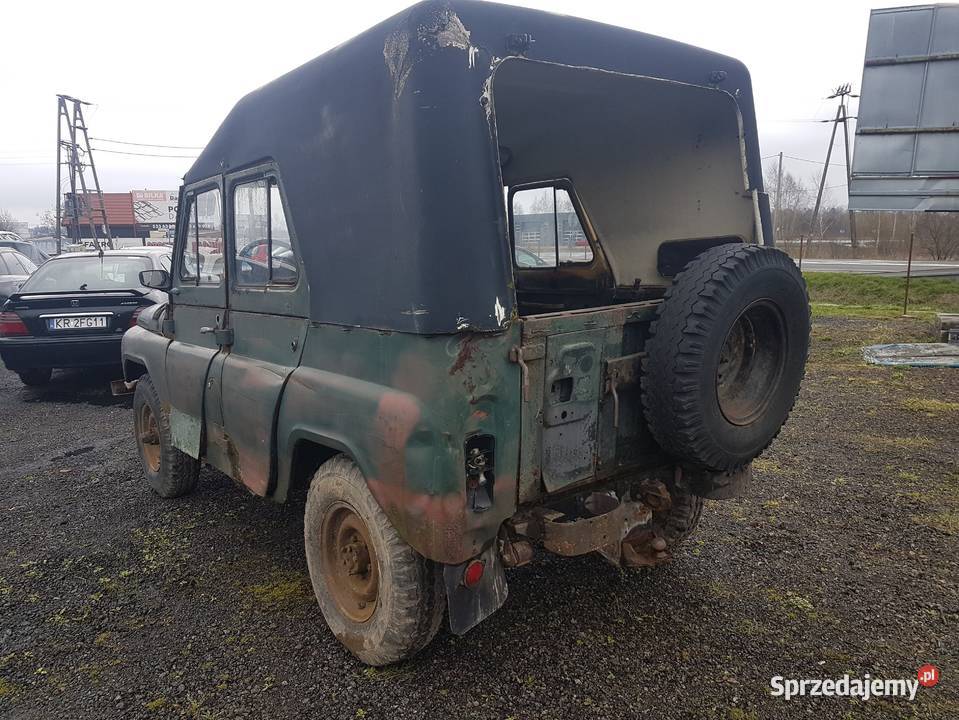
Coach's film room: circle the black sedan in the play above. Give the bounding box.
[0,249,38,305]
[0,248,170,386]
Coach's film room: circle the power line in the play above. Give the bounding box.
[91,147,198,159]
[761,153,845,168]
[783,154,846,168]
[90,136,204,151]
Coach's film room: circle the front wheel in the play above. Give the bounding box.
[304,456,444,666]
[132,374,198,498]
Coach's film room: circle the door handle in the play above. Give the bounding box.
[200,326,214,334]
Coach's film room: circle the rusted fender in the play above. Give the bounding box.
[121,324,172,399]
[274,323,522,566]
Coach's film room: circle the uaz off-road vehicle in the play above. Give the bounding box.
[122,1,809,665]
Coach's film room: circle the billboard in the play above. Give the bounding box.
[132,190,178,228]
[848,4,959,211]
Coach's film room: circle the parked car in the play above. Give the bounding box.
[514,247,548,268]
[121,1,808,666]
[0,250,37,304]
[0,248,171,386]
[0,232,50,266]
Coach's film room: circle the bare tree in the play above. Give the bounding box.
[763,166,813,241]
[0,209,18,233]
[916,212,959,260]
[38,209,57,232]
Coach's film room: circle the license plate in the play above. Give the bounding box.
[47,316,109,331]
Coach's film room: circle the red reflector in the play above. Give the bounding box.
[463,559,485,588]
[0,312,29,337]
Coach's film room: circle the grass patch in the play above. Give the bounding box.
[901,398,959,414]
[145,697,168,711]
[858,434,934,451]
[0,678,17,698]
[913,511,959,535]
[804,273,959,315]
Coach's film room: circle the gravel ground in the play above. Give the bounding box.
[0,315,956,720]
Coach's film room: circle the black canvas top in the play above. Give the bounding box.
[186,0,762,334]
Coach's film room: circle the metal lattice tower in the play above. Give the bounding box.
[55,95,113,253]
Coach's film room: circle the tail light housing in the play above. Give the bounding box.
[129,306,145,328]
[0,312,29,337]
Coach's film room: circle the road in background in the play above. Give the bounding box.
[798,258,959,277]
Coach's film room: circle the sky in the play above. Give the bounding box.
[0,0,916,224]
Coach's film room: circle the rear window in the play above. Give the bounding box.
[19,256,152,293]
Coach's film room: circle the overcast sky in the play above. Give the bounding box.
[0,0,913,223]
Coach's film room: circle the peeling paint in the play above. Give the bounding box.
[383,3,476,99]
[494,297,506,326]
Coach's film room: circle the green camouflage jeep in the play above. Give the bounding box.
[123,1,809,665]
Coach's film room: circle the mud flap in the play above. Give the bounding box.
[443,544,508,635]
[168,406,201,459]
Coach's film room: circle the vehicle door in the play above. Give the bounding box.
[206,168,308,496]
[164,182,227,459]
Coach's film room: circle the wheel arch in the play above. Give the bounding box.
[274,429,359,504]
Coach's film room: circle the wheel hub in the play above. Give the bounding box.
[321,504,378,622]
[137,403,161,473]
[716,299,788,426]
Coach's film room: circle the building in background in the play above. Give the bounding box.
[62,190,177,243]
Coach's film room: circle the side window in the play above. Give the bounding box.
[0,254,10,274]
[196,189,224,285]
[177,188,223,286]
[511,184,593,268]
[14,254,37,274]
[232,177,298,286]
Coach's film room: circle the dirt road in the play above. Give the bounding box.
[1,316,956,719]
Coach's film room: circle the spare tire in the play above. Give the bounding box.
[641,243,809,471]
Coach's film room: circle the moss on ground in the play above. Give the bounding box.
[246,571,313,610]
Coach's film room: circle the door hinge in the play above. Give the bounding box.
[200,326,234,346]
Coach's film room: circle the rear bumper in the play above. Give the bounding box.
[0,334,123,372]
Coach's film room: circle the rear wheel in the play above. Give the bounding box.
[18,368,52,386]
[304,456,444,666]
[133,374,198,498]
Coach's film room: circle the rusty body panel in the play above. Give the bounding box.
[514,301,665,504]
[274,324,521,565]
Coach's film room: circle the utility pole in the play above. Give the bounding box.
[775,151,784,242]
[809,102,841,242]
[809,84,859,248]
[838,86,858,248]
[55,95,113,252]
[55,101,62,255]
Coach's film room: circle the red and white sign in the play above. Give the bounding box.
[918,665,940,688]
